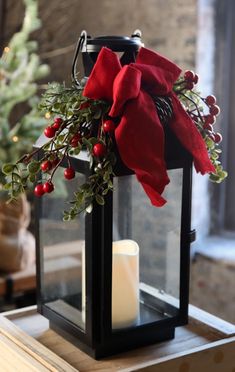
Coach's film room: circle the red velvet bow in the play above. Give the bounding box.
[83,47,215,207]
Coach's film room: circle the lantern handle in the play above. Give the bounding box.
[131,29,142,38]
[72,30,87,87]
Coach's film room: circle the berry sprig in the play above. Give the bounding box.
[2,73,227,221]
[174,70,227,183]
[2,82,116,219]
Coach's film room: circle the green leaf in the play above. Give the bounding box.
[63,213,71,221]
[95,194,105,205]
[108,180,113,188]
[103,171,110,182]
[75,192,84,204]
[82,137,92,151]
[3,182,12,190]
[74,144,82,155]
[211,152,219,160]
[102,188,109,195]
[12,189,22,198]
[2,163,15,175]
[93,108,102,119]
[29,174,36,182]
[209,174,221,182]
[27,161,40,174]
[89,137,99,145]
[206,137,215,149]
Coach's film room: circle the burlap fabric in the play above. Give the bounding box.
[0,195,35,272]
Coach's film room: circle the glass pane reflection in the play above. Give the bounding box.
[40,168,85,331]
[112,170,182,329]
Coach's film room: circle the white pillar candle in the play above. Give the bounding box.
[82,239,139,329]
[112,240,139,329]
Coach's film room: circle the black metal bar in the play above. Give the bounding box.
[0,0,6,54]
[86,200,103,345]
[100,190,113,341]
[4,276,13,302]
[179,157,193,323]
[35,152,44,314]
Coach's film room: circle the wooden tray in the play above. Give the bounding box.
[0,305,234,371]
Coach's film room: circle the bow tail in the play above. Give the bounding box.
[170,93,215,174]
[115,91,170,207]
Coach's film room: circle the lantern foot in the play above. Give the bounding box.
[49,320,175,359]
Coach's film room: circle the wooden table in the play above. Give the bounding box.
[0,304,234,371]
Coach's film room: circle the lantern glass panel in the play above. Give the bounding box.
[112,169,182,330]
[39,167,86,331]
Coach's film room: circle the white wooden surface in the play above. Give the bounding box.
[0,305,234,371]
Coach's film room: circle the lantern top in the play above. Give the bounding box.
[81,32,144,53]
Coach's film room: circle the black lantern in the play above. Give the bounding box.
[35,32,195,359]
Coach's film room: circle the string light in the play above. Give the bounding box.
[45,112,51,119]
[4,46,10,53]
[12,136,19,143]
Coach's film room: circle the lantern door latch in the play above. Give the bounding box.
[189,229,196,243]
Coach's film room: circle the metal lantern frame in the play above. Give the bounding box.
[35,33,195,359]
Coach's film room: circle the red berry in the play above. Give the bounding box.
[64,167,75,180]
[43,181,54,193]
[52,157,60,168]
[185,81,194,90]
[193,74,199,84]
[209,133,216,141]
[203,123,213,132]
[80,102,90,110]
[40,160,52,172]
[70,133,81,147]
[103,120,116,133]
[205,95,216,106]
[54,117,63,125]
[214,132,222,144]
[70,140,78,148]
[209,105,220,116]
[52,117,63,130]
[204,114,216,125]
[184,70,195,81]
[93,143,106,157]
[34,184,45,197]
[44,126,56,138]
[52,122,60,130]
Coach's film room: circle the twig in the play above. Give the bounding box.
[40,44,74,59]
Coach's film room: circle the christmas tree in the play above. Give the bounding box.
[0,0,49,188]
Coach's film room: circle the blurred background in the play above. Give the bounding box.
[0,0,234,324]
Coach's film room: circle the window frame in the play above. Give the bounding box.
[210,0,235,234]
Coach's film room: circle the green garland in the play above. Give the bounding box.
[2,71,227,220]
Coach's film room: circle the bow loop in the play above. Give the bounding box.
[137,47,181,82]
[83,47,121,101]
[136,47,181,94]
[109,65,142,117]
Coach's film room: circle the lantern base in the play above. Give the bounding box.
[50,321,175,359]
